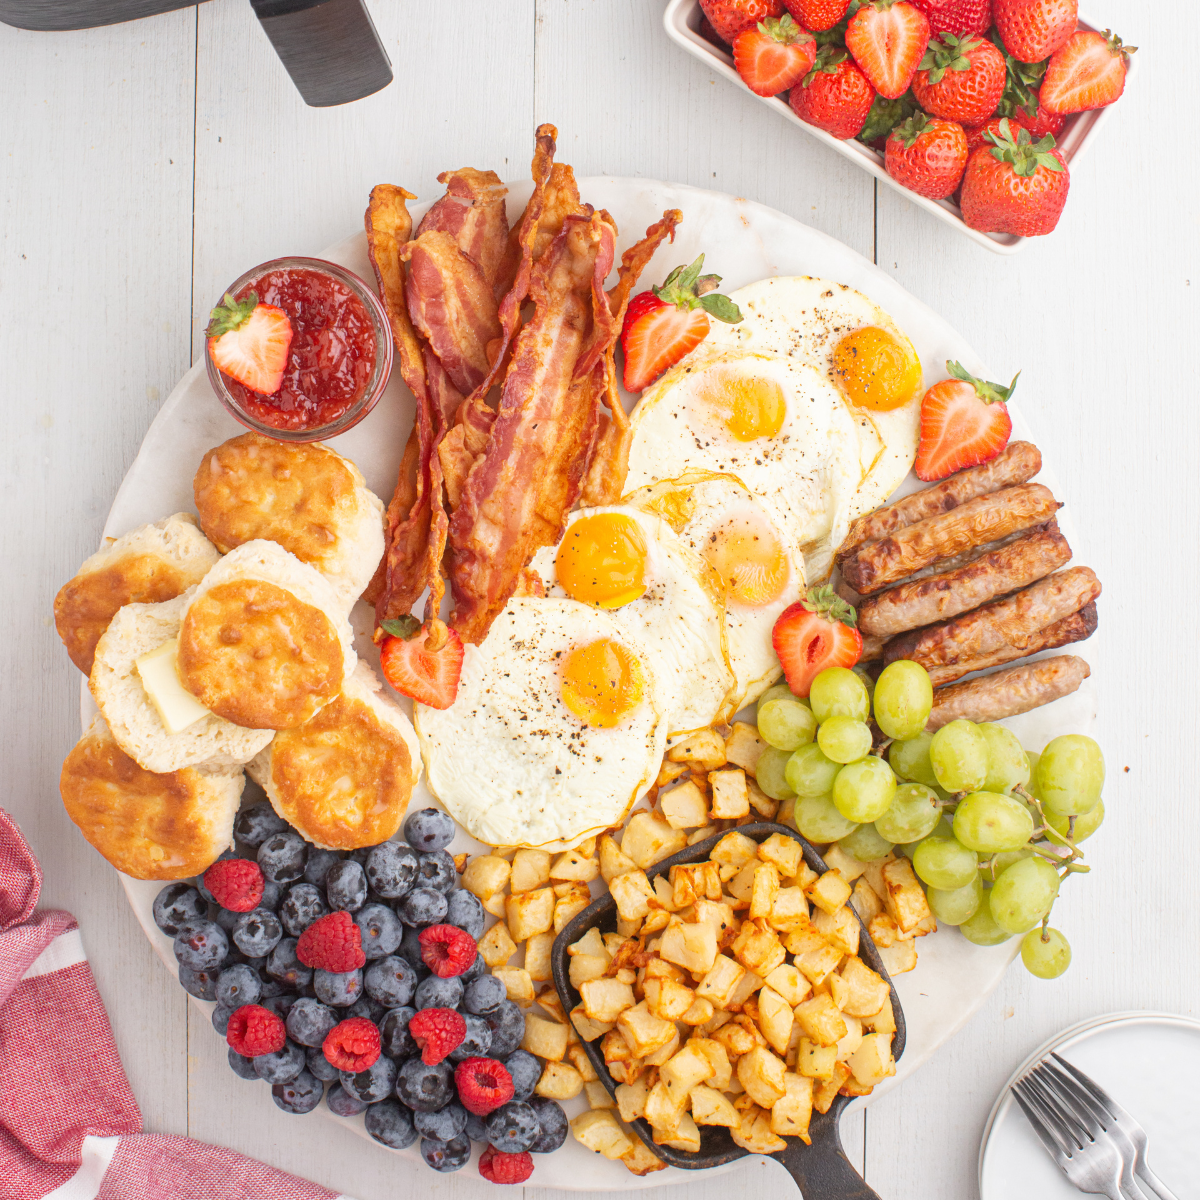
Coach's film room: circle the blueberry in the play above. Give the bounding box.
[233,907,282,958]
[417,850,456,894]
[448,1013,492,1064]
[365,842,419,899]
[258,831,307,884]
[398,925,426,969]
[326,1081,369,1116]
[261,993,300,1021]
[212,907,242,934]
[211,1004,234,1035]
[364,955,417,1008]
[272,1069,323,1114]
[463,973,505,1016]
[259,879,284,912]
[314,968,363,1008]
[324,859,368,912]
[215,963,262,1009]
[266,938,312,989]
[235,801,289,848]
[355,903,403,960]
[348,846,374,865]
[194,877,216,905]
[397,886,447,928]
[459,952,486,985]
[153,883,207,936]
[529,1096,569,1153]
[340,1054,398,1104]
[379,1006,418,1059]
[445,890,484,939]
[254,1039,306,1085]
[396,1058,454,1112]
[415,974,462,1011]
[285,997,339,1048]
[403,808,455,853]
[464,1111,489,1143]
[365,1099,417,1150]
[307,1044,341,1082]
[228,1048,258,1080]
[279,884,330,937]
[485,1000,526,1058]
[415,1100,468,1142]
[485,1100,540,1153]
[345,995,386,1023]
[304,848,342,889]
[178,965,219,1001]
[504,1050,541,1101]
[173,921,228,971]
[421,1134,471,1172]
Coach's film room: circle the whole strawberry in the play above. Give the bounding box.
[789,46,877,139]
[963,114,1008,154]
[845,0,930,99]
[1005,97,1064,138]
[1041,29,1134,114]
[910,0,991,37]
[784,0,852,31]
[959,117,1069,236]
[993,0,1077,64]
[699,0,786,43]
[885,112,969,199]
[913,33,1006,125]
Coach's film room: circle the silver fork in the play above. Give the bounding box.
[1049,1054,1180,1200]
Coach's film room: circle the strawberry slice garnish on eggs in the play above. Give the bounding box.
[206,291,293,395]
[914,360,1017,481]
[772,585,863,698]
[379,616,465,710]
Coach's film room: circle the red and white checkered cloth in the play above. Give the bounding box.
[0,806,356,1200]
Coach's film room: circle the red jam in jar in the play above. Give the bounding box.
[222,267,378,432]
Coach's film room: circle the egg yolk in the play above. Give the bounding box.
[831,326,922,412]
[702,512,789,607]
[560,638,645,728]
[555,513,648,609]
[703,372,787,441]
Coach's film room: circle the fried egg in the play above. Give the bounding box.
[414,597,666,850]
[528,506,736,737]
[624,471,802,709]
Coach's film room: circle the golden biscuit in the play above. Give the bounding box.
[54,514,219,674]
[60,715,242,880]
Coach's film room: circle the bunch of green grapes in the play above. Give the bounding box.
[753,661,1104,981]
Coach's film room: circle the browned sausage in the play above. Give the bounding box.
[838,441,1042,563]
[926,602,1098,687]
[859,632,887,663]
[883,566,1101,669]
[840,483,1061,595]
[925,655,1090,730]
[857,522,1072,638]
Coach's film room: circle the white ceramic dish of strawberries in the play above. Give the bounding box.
[663,0,1136,254]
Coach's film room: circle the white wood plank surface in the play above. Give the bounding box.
[1,0,1192,1198]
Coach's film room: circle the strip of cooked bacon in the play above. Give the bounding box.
[447,210,618,643]
[415,168,510,293]
[494,162,581,300]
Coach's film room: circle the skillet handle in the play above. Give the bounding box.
[771,1125,882,1199]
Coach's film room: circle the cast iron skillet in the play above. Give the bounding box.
[551,821,906,1198]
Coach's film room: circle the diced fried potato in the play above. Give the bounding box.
[668,728,727,771]
[657,758,691,788]
[730,1105,787,1154]
[615,1074,651,1122]
[811,905,860,957]
[794,993,848,1047]
[571,1004,613,1042]
[848,1032,896,1087]
[868,912,899,947]
[813,1062,851,1114]
[737,1044,787,1107]
[507,887,555,941]
[862,999,897,1035]
[494,965,535,1007]
[881,857,934,934]
[709,768,750,819]
[839,1075,875,1097]
[692,898,737,943]
[478,921,517,968]
[617,917,643,938]
[554,891,592,934]
[643,1028,680,1067]
[695,954,746,1007]
[621,812,687,870]
[764,964,811,1007]
[580,977,637,1024]
[536,1059,585,1099]
[684,1083,737,1128]
[821,843,869,883]
[599,834,637,883]
[839,956,891,1018]
[660,1042,714,1102]
[732,920,786,978]
[756,832,801,876]
[659,921,719,976]
[569,927,608,959]
[712,1019,759,1057]
[461,854,511,901]
[617,1001,677,1058]
[770,1072,813,1142]
[724,721,767,775]
[896,912,938,941]
[756,986,795,1055]
[656,1112,701,1153]
[726,969,764,1013]
[482,892,508,918]
[621,1138,667,1176]
[644,1079,686,1135]
[688,826,716,845]
[746,777,779,819]
[828,970,850,1011]
[878,938,918,976]
[536,987,570,1027]
[850,877,884,924]
[660,780,710,831]
[609,869,659,922]
[525,932,554,983]
[550,849,600,883]
[782,924,826,956]
[681,996,714,1025]
[793,940,843,987]
[523,1013,570,1061]
[797,1036,838,1080]
[726,860,758,906]
[603,932,631,958]
[711,830,758,868]
[567,1042,598,1082]
[584,1079,614,1109]
[805,870,853,916]
[861,854,893,898]
[836,1014,863,1061]
[690,1036,732,1089]
[571,1109,634,1160]
[510,848,551,893]
[652,874,679,913]
[670,861,721,908]
[749,863,780,920]
[765,887,808,935]
[645,976,696,1021]
[602,1029,632,1066]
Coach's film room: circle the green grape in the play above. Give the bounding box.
[952,791,1035,854]
[785,743,842,799]
[839,822,894,863]
[912,835,978,890]
[889,732,939,788]
[809,667,870,723]
[1020,926,1072,979]
[1035,734,1105,818]
[896,815,953,858]
[979,723,1031,794]
[930,720,988,793]
[852,665,876,707]
[758,698,818,752]
[794,794,859,843]
[832,756,897,823]
[988,856,1060,934]
[755,746,796,801]
[959,896,1013,946]
[875,783,941,844]
[757,682,797,719]
[872,660,934,740]
[1046,800,1105,846]
[979,847,1032,884]
[927,874,983,926]
[817,715,873,764]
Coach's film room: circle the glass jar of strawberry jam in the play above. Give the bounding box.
[204,257,393,442]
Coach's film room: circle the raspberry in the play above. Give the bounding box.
[203,858,264,913]
[322,1017,381,1072]
[419,923,478,978]
[226,1003,286,1057]
[296,910,366,973]
[409,1007,466,1065]
[454,1056,514,1114]
[479,1145,533,1184]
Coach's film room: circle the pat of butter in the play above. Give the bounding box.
[135,638,211,735]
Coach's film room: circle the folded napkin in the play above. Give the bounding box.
[0,806,354,1200]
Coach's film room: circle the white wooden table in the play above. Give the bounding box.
[2,2,1194,1197]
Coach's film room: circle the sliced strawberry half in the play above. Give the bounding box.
[771,585,863,698]
[914,360,1017,481]
[733,15,817,96]
[206,291,293,395]
[845,0,931,99]
[1040,29,1134,115]
[379,616,465,710]
[619,256,742,393]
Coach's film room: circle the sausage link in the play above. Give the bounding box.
[840,482,1061,596]
[857,522,1071,638]
[925,655,1090,730]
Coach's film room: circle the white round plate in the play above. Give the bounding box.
[979,1011,1200,1199]
[85,177,1097,1189]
